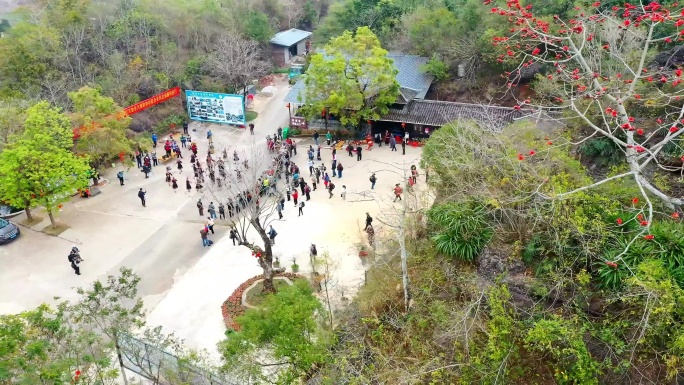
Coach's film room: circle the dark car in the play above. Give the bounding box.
[0,218,20,244]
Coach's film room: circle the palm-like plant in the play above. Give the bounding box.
[427,202,493,262]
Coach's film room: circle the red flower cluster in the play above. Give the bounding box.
[616,218,623,225]
[644,234,655,240]
[673,212,681,219]
[220,272,306,331]
[605,261,618,269]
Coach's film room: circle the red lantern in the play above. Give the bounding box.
[401,122,406,128]
[286,103,291,109]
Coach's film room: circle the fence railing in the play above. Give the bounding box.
[117,332,236,385]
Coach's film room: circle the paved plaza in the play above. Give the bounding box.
[0,78,425,359]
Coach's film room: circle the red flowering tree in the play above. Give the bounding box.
[487,0,684,238]
[204,141,285,293]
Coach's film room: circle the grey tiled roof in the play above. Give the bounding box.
[285,53,433,104]
[381,100,527,130]
[270,29,312,47]
[387,53,433,99]
[397,87,419,104]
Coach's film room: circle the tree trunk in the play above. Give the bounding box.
[114,333,130,385]
[253,219,277,293]
[24,202,33,222]
[47,209,56,227]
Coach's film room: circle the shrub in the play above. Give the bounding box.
[579,136,623,166]
[427,201,493,262]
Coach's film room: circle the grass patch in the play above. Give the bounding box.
[244,278,292,308]
[20,216,43,227]
[246,111,258,122]
[43,223,69,236]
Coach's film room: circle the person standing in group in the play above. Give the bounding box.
[313,130,319,146]
[152,151,158,166]
[268,226,277,245]
[183,121,189,134]
[332,159,337,177]
[326,131,332,146]
[393,183,403,202]
[249,123,255,135]
[401,140,406,155]
[311,176,317,191]
[229,228,238,245]
[308,159,314,176]
[208,202,217,219]
[370,173,377,189]
[341,185,346,200]
[200,227,210,247]
[390,136,397,151]
[135,151,142,169]
[292,189,299,206]
[365,213,373,230]
[356,145,363,161]
[186,177,192,193]
[277,127,283,140]
[180,135,187,148]
[138,188,147,207]
[346,142,354,157]
[68,246,83,276]
[411,165,418,184]
[152,133,158,147]
[316,145,321,161]
[277,201,283,219]
[384,130,390,146]
[117,170,125,186]
[218,203,226,220]
[206,217,215,234]
[336,162,343,178]
[197,199,204,216]
[172,177,178,192]
[298,201,305,216]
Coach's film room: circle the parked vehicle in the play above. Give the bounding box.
[0,218,20,244]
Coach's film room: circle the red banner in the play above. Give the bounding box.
[124,86,181,115]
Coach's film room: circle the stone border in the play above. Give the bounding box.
[221,272,305,331]
[241,277,294,309]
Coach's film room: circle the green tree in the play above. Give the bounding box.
[243,11,273,43]
[218,280,330,383]
[66,267,146,385]
[0,102,90,225]
[0,98,29,148]
[68,86,134,183]
[302,26,399,129]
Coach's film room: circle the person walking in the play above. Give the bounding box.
[207,217,215,234]
[208,202,217,219]
[177,158,183,172]
[219,203,226,220]
[68,246,83,275]
[308,159,314,176]
[200,227,211,247]
[197,199,204,216]
[328,181,335,198]
[356,145,363,161]
[152,151,158,166]
[292,189,299,206]
[249,123,255,135]
[171,177,178,192]
[370,173,377,189]
[135,151,142,169]
[332,159,337,177]
[135,187,146,206]
[341,185,346,200]
[304,184,311,201]
[411,165,418,184]
[384,130,390,146]
[316,145,321,161]
[393,183,403,202]
[277,127,283,140]
[142,164,151,178]
[366,224,375,246]
[152,133,158,147]
[180,135,187,148]
[326,131,332,146]
[310,244,318,258]
[365,212,373,230]
[313,130,319,146]
[336,162,343,178]
[298,201,305,216]
[390,136,397,151]
[117,170,125,186]
[183,121,189,134]
[402,140,406,155]
[268,225,277,245]
[346,143,354,157]
[186,177,192,193]
[277,201,283,219]
[229,228,238,245]
[311,176,317,191]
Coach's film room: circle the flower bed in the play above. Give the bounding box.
[221,272,305,331]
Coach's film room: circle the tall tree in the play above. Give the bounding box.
[207,32,272,94]
[68,86,134,183]
[302,26,400,129]
[0,101,90,225]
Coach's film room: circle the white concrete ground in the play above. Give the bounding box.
[0,74,426,364]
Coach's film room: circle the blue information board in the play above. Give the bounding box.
[185,90,246,126]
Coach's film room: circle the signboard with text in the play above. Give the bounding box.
[186,90,246,126]
[290,116,307,128]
